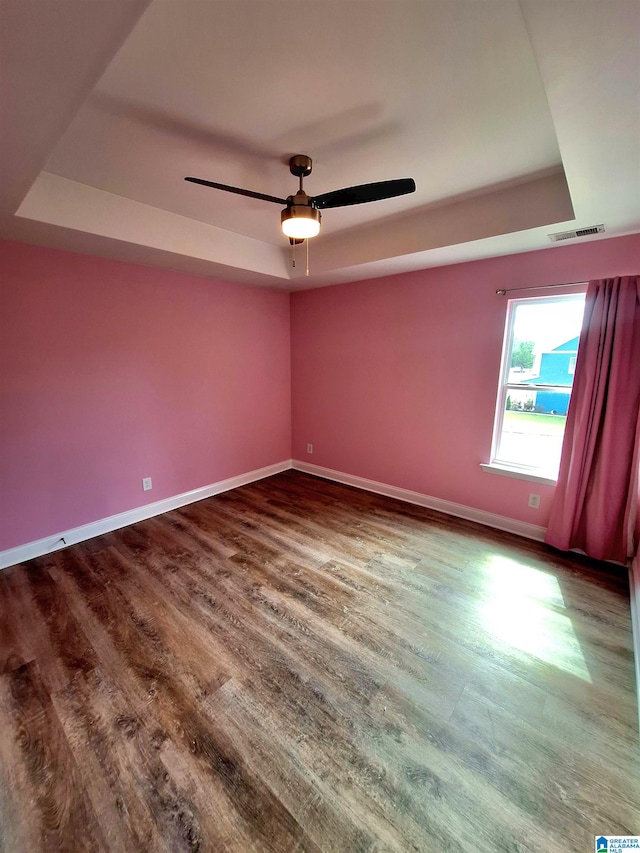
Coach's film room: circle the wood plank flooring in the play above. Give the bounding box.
[0,470,638,851]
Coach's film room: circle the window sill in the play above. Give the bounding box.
[480,463,557,487]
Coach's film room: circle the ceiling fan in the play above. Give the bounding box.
[185,155,416,242]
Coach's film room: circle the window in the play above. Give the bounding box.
[489,292,586,480]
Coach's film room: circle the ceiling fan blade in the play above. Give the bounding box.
[312,178,416,210]
[184,177,286,205]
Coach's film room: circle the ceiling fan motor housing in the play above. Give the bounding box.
[281,192,321,230]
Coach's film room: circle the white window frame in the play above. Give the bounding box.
[484,291,586,484]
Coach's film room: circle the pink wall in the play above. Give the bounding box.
[0,240,291,550]
[291,234,640,527]
[2,233,639,553]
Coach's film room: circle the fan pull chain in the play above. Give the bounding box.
[288,238,310,274]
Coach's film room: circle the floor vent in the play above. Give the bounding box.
[548,224,605,242]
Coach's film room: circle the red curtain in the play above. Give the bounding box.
[545,276,640,565]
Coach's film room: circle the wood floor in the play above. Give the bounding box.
[0,471,638,851]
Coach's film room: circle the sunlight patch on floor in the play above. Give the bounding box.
[480,555,592,682]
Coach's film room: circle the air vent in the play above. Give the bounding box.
[548,224,605,242]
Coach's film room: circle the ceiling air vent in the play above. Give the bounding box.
[548,224,605,242]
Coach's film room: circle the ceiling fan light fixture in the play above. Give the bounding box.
[281,204,321,239]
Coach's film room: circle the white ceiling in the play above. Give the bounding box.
[1,0,639,290]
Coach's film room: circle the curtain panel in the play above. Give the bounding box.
[545,275,640,565]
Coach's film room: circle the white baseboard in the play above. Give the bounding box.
[292,460,547,543]
[1,458,549,570]
[0,460,292,570]
[629,558,640,740]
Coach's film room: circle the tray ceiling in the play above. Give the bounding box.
[1,0,638,289]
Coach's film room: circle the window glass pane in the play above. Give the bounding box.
[493,293,586,475]
[508,296,586,388]
[496,391,572,474]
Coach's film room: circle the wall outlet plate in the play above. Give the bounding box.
[142,477,152,491]
[528,493,540,509]
[307,444,313,454]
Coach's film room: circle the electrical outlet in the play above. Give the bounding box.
[528,493,540,509]
[142,477,153,491]
[307,443,313,454]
